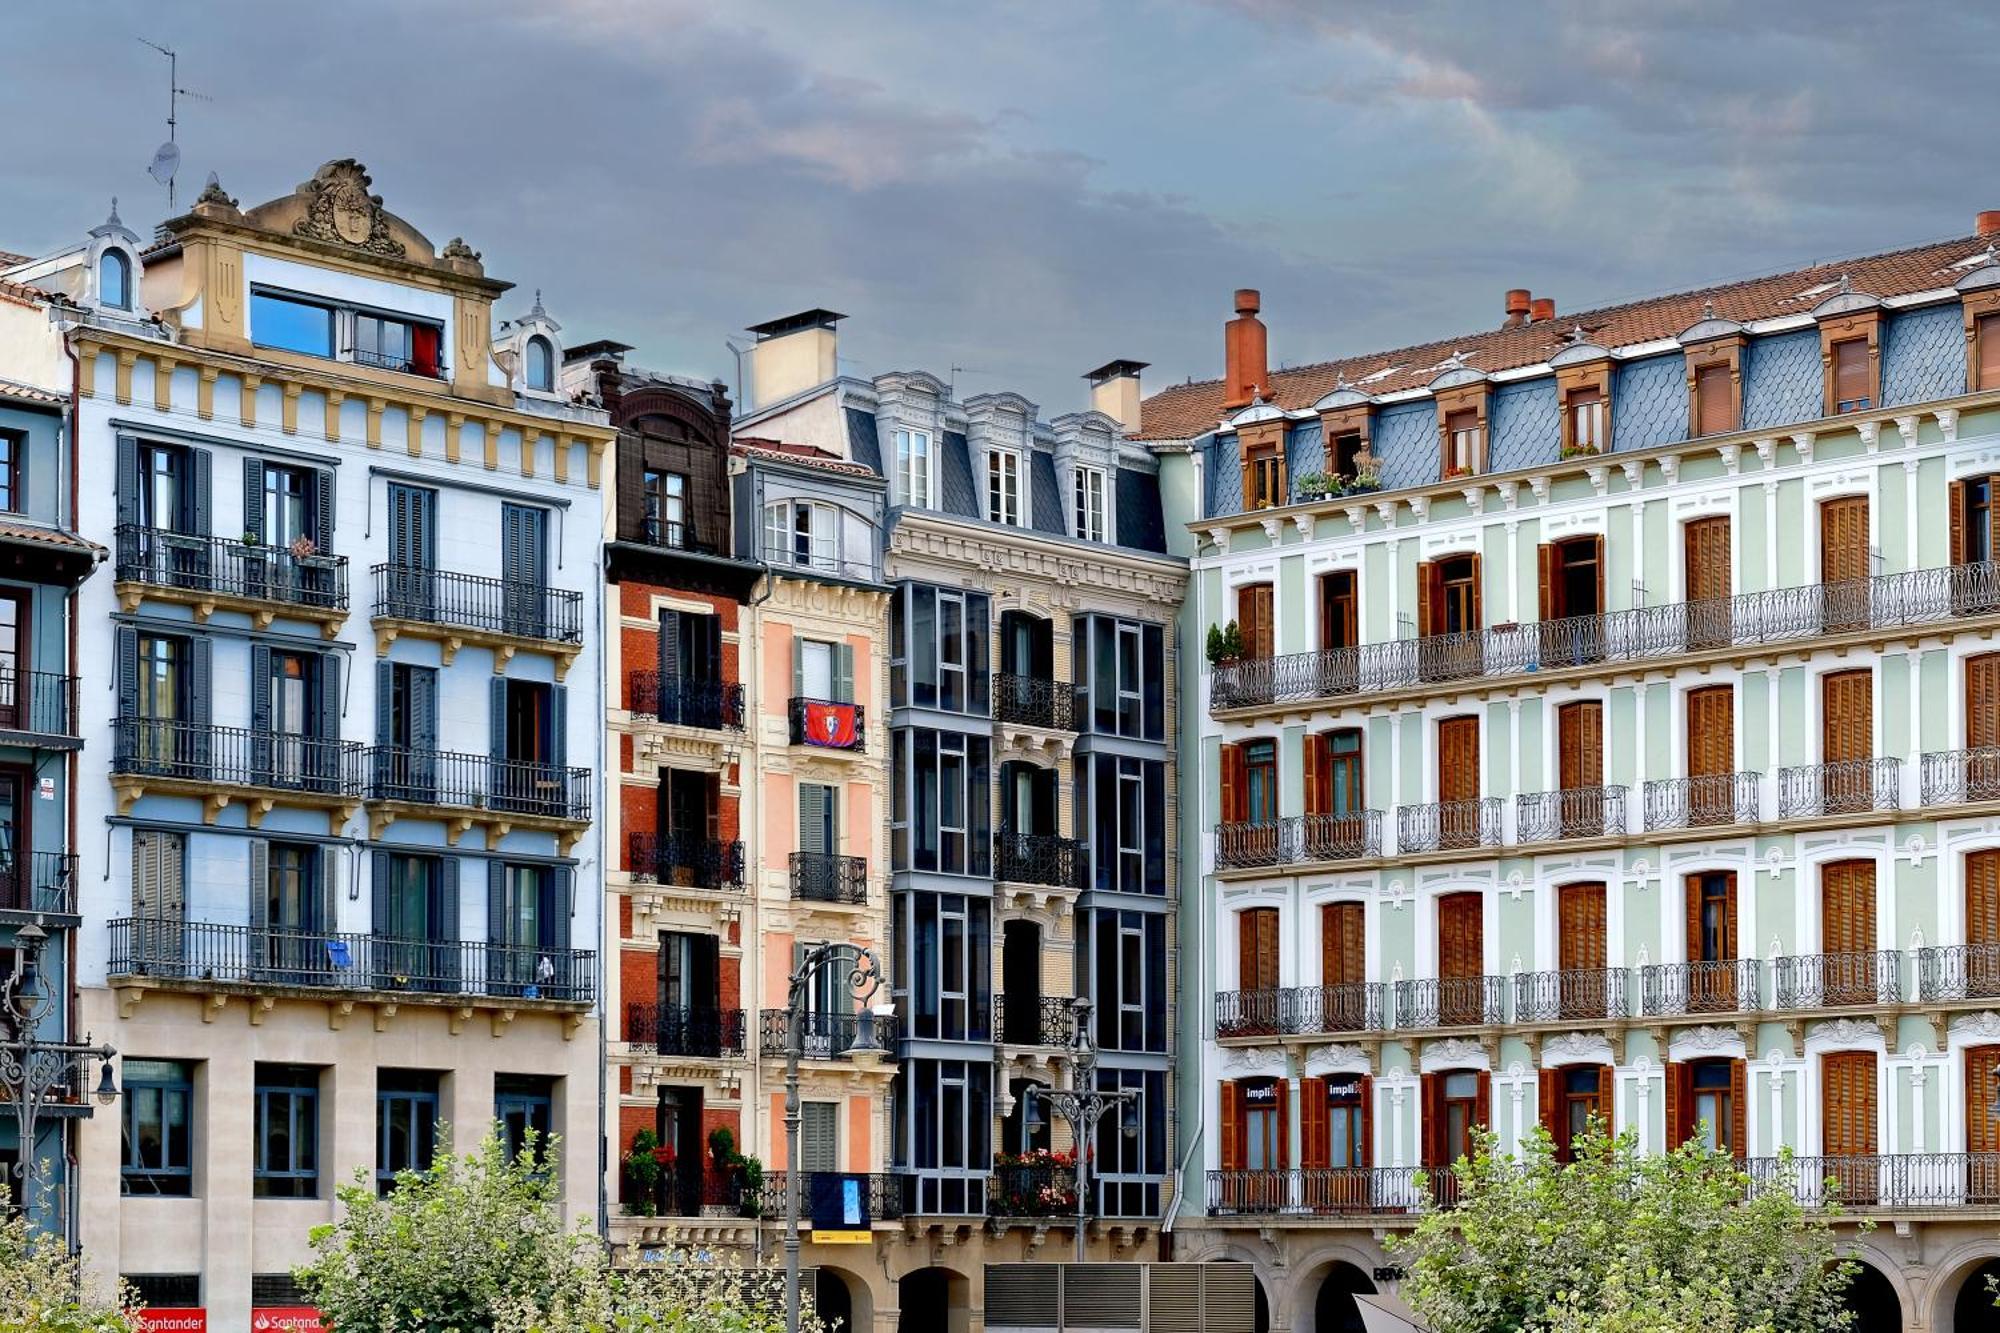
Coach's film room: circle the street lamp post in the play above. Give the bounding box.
[1025,997,1138,1265]
[782,942,892,1333]
[0,923,118,1234]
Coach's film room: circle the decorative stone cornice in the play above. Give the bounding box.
[889,512,1187,608]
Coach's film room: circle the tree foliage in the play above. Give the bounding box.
[0,1182,140,1333]
[1388,1125,1861,1333]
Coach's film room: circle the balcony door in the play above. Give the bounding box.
[1819,495,1870,632]
[1685,684,1735,825]
[654,1086,705,1216]
[1557,883,1608,1019]
[998,610,1052,679]
[0,590,24,732]
[0,768,26,913]
[1422,1069,1488,1180]
[1683,516,1732,649]
[1968,1046,2000,1202]
[1969,850,2000,998]
[657,769,720,886]
[1316,571,1359,695]
[500,503,549,637]
[1320,901,1365,1031]
[377,662,438,801]
[659,930,722,1056]
[1819,860,1878,1005]
[1001,920,1042,1045]
[1418,554,1482,681]
[385,483,437,617]
[1557,700,1606,835]
[1539,535,1605,664]
[1437,891,1484,1025]
[658,609,722,726]
[374,853,456,992]
[1966,654,2000,800]
[255,841,332,981]
[259,649,326,789]
[491,863,568,995]
[126,440,205,587]
[1820,669,1873,814]
[1820,1051,1877,1202]
[1685,871,1739,1010]
[1236,583,1274,661]
[493,679,562,814]
[1437,715,1480,847]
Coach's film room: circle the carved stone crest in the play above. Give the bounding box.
[1542,1031,1614,1066]
[1672,1024,1743,1055]
[293,160,405,257]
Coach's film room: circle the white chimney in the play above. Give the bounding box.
[744,309,843,412]
[1085,359,1148,434]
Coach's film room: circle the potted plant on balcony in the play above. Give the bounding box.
[1293,470,1342,502]
[1205,620,1246,668]
[623,1128,663,1216]
[1348,450,1382,494]
[1560,443,1601,459]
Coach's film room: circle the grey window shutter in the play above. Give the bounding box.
[248,838,270,934]
[489,678,507,766]
[802,1102,839,1172]
[116,627,138,719]
[371,851,391,935]
[413,667,437,751]
[829,785,841,855]
[314,468,335,551]
[798,784,825,858]
[243,457,265,540]
[554,866,573,949]
[544,868,570,950]
[488,860,507,946]
[552,685,568,770]
[834,642,854,704]
[249,644,272,780]
[163,833,185,919]
[792,636,805,699]
[189,636,213,729]
[658,610,682,679]
[115,435,139,528]
[191,448,212,535]
[376,662,395,746]
[439,856,460,940]
[130,830,154,917]
[318,651,342,741]
[319,845,341,934]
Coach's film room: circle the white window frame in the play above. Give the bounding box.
[896,429,933,508]
[764,499,838,571]
[987,449,1022,526]
[1074,465,1108,542]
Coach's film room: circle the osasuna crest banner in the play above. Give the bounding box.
[803,700,858,748]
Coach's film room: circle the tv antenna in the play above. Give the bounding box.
[137,38,210,210]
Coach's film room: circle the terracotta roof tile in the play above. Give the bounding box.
[731,440,878,479]
[1136,231,1996,440]
[0,376,66,408]
[0,519,102,557]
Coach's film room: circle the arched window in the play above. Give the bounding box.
[525,336,553,392]
[99,250,130,310]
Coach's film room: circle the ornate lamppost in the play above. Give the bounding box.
[1025,996,1139,1264]
[1,923,118,1233]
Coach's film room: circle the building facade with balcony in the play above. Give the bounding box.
[732,315,1190,1332]
[1144,224,2000,1332]
[5,163,612,1328]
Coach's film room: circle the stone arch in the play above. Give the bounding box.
[812,1264,874,1333]
[1839,1260,1902,1333]
[1942,1253,2000,1331]
[896,1265,973,1333]
[1299,1258,1377,1333]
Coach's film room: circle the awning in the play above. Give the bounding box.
[1356,1292,1431,1333]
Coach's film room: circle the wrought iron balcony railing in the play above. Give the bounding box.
[104,919,596,1002]
[787,696,865,749]
[625,1003,747,1057]
[1515,786,1627,842]
[1213,812,1383,869]
[790,851,868,903]
[627,832,745,891]
[1641,772,1761,830]
[989,1162,1079,1217]
[1773,950,1902,1009]
[1214,983,1388,1038]
[1513,968,1628,1023]
[0,851,78,917]
[1920,748,2000,806]
[995,831,1084,890]
[371,564,583,644]
[364,745,591,822]
[1212,562,2000,712]
[348,346,447,379]
[1639,958,1762,1016]
[1206,1167,1444,1217]
[1917,943,2000,1002]
[758,1008,897,1059]
[1393,975,1506,1029]
[626,670,745,731]
[0,669,80,739]
[1396,798,1503,853]
[754,1172,907,1223]
[639,516,723,555]
[1743,1153,2000,1211]
[115,718,364,795]
[1776,757,1901,818]
[114,524,349,611]
[993,673,1079,731]
[994,995,1079,1047]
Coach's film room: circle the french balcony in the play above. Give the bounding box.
[1512,968,1628,1024]
[1206,1167,1439,1218]
[758,1008,899,1059]
[625,1003,747,1058]
[1209,562,2000,717]
[626,670,745,732]
[348,346,448,380]
[790,851,868,904]
[752,1172,906,1224]
[1917,943,2000,1003]
[627,831,745,892]
[989,1161,1079,1218]
[112,718,362,830]
[993,673,1079,732]
[0,851,78,922]
[1639,958,1762,1016]
[1919,748,2000,807]
[994,995,1079,1047]
[114,524,349,634]
[363,746,591,850]
[1743,1154,2000,1212]
[370,564,584,677]
[1396,798,1503,854]
[787,696,865,750]
[1515,786,1628,843]
[638,516,723,555]
[0,669,81,747]
[995,831,1084,890]
[103,919,596,1006]
[1213,812,1382,870]
[1641,772,1761,831]
[1393,975,1505,1029]
[1772,950,1902,1009]
[1775,757,1901,818]
[1214,983,1388,1039]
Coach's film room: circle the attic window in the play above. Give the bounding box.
[99,250,130,310]
[525,336,554,392]
[1566,386,1604,455]
[1832,338,1871,413]
[1444,409,1483,477]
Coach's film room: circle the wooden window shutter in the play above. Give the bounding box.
[1969,654,2000,750]
[1438,716,1480,804]
[1952,480,1968,566]
[1821,1051,1877,1156]
[1686,685,1734,777]
[1438,891,1483,980]
[1303,732,1327,816]
[1238,907,1279,990]
[1220,743,1247,824]
[1968,851,2000,946]
[1469,552,1484,629]
[1722,873,1739,960]
[1968,1047,2000,1152]
[1416,561,1437,637]
[1219,1081,1244,1171]
[1728,1059,1748,1159]
[1820,496,1870,585]
[1420,1073,1442,1168]
[1558,702,1604,790]
[1475,1070,1492,1135]
[1684,875,1704,963]
[1833,337,1870,410]
[1819,860,1877,955]
[1558,883,1607,972]
[1696,364,1734,436]
[1537,1068,1559,1139]
[1275,1079,1291,1169]
[1356,1076,1374,1169]
[1239,441,1256,510]
[1322,901,1365,987]
[1821,669,1873,765]
[1537,543,1557,621]
[1684,517,1732,604]
[1593,1064,1615,1132]
[1980,314,2000,391]
[1300,1076,1328,1170]
[1663,1061,1686,1149]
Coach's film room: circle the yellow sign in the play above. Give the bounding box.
[808,1230,873,1245]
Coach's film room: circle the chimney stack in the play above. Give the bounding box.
[1504,289,1531,328]
[1085,359,1149,434]
[744,308,844,412]
[1978,210,2000,240]
[1222,288,1270,410]
[1529,297,1556,324]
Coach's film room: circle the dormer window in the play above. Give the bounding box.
[986,449,1021,526]
[355,312,441,378]
[1832,337,1871,413]
[525,336,554,392]
[1565,387,1604,455]
[1073,466,1107,542]
[250,286,445,379]
[895,429,932,508]
[99,250,131,310]
[1331,431,1364,481]
[1444,409,1483,476]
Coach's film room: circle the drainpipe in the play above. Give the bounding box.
[60,320,83,1257]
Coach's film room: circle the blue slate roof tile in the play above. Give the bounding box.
[1030,451,1065,534]
[938,431,979,518]
[845,407,882,474]
[1206,433,1242,518]
[1742,329,1823,431]
[1488,379,1559,472]
[1611,354,1688,453]
[1374,401,1438,491]
[1116,468,1167,553]
[1284,419,1323,502]
[1880,305,1965,407]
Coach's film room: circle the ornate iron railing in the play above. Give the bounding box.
[1776,757,1901,817]
[1513,968,1628,1023]
[989,1162,1079,1217]
[348,346,447,379]
[1206,1167,1448,1217]
[1213,813,1383,869]
[1773,950,1902,1008]
[104,919,595,1002]
[116,717,364,795]
[1642,772,1762,830]
[371,564,583,644]
[1213,983,1388,1038]
[626,670,745,731]
[790,851,867,903]
[787,696,865,749]
[626,832,744,891]
[0,851,78,917]
[1515,786,1627,842]
[757,1009,896,1059]
[993,673,1079,731]
[114,524,349,612]
[1920,748,2000,806]
[1397,798,1503,853]
[1640,958,1762,1016]
[1394,975,1506,1029]
[364,745,591,821]
[625,1003,747,1057]
[1917,943,2000,1002]
[994,995,1079,1047]
[995,831,1084,889]
[0,669,80,738]
[1743,1153,2000,1210]
[754,1172,907,1223]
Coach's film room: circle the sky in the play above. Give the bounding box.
[4,0,1997,415]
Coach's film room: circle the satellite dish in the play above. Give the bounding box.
[148,141,180,186]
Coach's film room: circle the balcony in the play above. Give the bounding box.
[1641,772,1761,831]
[627,832,745,892]
[1210,562,2000,716]
[1515,786,1627,843]
[1917,944,2000,1002]
[1773,950,1902,1009]
[1213,812,1383,870]
[990,1160,1079,1218]
[1206,1167,1438,1218]
[104,919,596,1006]
[1513,968,1628,1023]
[0,851,78,921]
[1639,959,1762,1016]
[758,1009,897,1059]
[994,995,1079,1047]
[995,831,1084,890]
[626,671,744,731]
[790,851,868,904]
[787,697,865,750]
[348,346,447,379]
[993,673,1078,732]
[1776,757,1901,818]
[363,747,591,849]
[114,525,349,632]
[112,718,362,829]
[639,516,724,555]
[1214,983,1388,1038]
[370,564,584,676]
[1396,798,1503,853]
[1920,748,2000,806]
[1744,1154,2000,1212]
[1393,975,1505,1029]
[625,1003,747,1058]
[752,1172,906,1224]
[0,669,80,747]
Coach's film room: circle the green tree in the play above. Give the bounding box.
[0,1181,140,1333]
[1388,1125,1860,1333]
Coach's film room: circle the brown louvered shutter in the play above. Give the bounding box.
[1727,1058,1748,1159]
[1687,685,1734,778]
[1969,654,2000,749]
[1469,552,1484,629]
[1356,1075,1374,1169]
[1591,535,1606,614]
[1833,337,1870,411]
[1663,1061,1687,1149]
[1240,907,1280,991]
[1969,851,2000,946]
[1981,315,2000,391]
[1684,875,1704,963]
[1538,1068,1559,1139]
[1820,496,1870,584]
[1438,892,1483,981]
[1322,901,1365,988]
[1821,669,1872,764]
[1238,583,1274,661]
[1820,860,1877,957]
[1475,1070,1491,1136]
[1420,1073,1443,1168]
[1593,1064,1615,1133]
[1300,1076,1328,1171]
[1537,543,1557,621]
[1968,1047,2000,1153]
[1952,480,1969,566]
[1558,701,1603,791]
[1438,716,1480,804]
[1417,561,1439,637]
[1220,743,1248,824]
[1558,883,1608,973]
[1696,364,1734,436]
[1219,1081,1244,1171]
[1275,1079,1291,1169]
[1684,516,1732,603]
[1821,1051,1877,1156]
[1303,732,1328,816]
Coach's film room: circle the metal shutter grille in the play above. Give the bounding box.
[1200,1264,1258,1333]
[1146,1265,1201,1333]
[985,1264,1060,1330]
[1062,1264,1141,1329]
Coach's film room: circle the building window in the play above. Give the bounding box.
[525,336,554,392]
[1439,1070,1481,1165]
[376,1070,441,1193]
[896,891,991,1042]
[987,450,1021,526]
[1077,615,1164,740]
[1243,739,1278,823]
[641,469,687,548]
[496,1074,555,1164]
[1091,1067,1166,1217]
[1559,1066,1601,1160]
[1074,465,1108,540]
[891,728,992,877]
[1326,1077,1367,1168]
[1979,313,2000,392]
[1331,431,1364,481]
[250,287,443,377]
[1566,387,1604,455]
[895,429,932,508]
[1243,1079,1284,1169]
[764,499,837,570]
[121,1059,194,1196]
[1444,409,1483,476]
[354,310,442,377]
[253,1065,319,1199]
[1689,1060,1734,1153]
[0,429,19,514]
[894,1058,992,1215]
[1832,337,1871,413]
[99,249,131,310]
[1694,363,1735,436]
[1084,907,1166,1052]
[251,290,336,358]
[888,583,990,715]
[1084,752,1165,895]
[1244,443,1282,509]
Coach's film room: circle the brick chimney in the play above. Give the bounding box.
[1223,288,1269,410]
[1085,359,1148,433]
[1530,297,1556,324]
[1978,210,2000,239]
[1504,289,1531,328]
